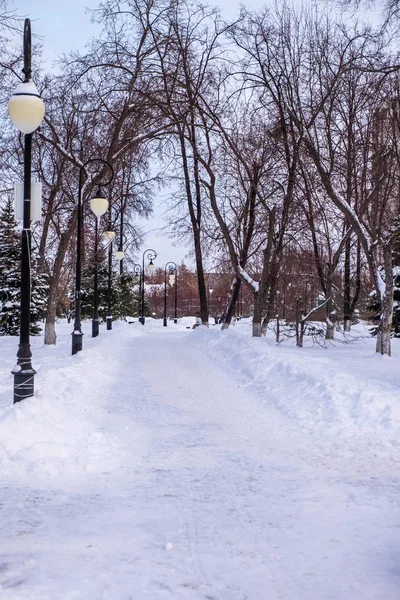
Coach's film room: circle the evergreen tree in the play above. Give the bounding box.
[80,262,98,320]
[0,197,48,335]
[392,267,400,336]
[0,197,21,335]
[76,263,141,323]
[368,265,400,338]
[113,272,140,319]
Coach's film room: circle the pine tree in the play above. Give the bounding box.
[0,197,21,335]
[368,265,400,338]
[392,267,400,336]
[77,261,140,323]
[0,197,48,335]
[30,251,49,334]
[113,272,138,319]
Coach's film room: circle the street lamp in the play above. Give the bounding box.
[174,267,178,324]
[115,228,126,268]
[133,263,142,319]
[140,249,157,324]
[116,249,125,261]
[116,199,126,275]
[163,262,177,327]
[103,229,116,331]
[71,159,114,355]
[9,19,45,403]
[92,216,100,338]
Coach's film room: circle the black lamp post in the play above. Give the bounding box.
[139,249,157,324]
[102,228,116,331]
[107,240,113,330]
[9,19,45,403]
[133,263,142,319]
[174,267,178,323]
[115,224,126,274]
[117,205,125,276]
[116,245,125,271]
[92,216,100,338]
[71,159,114,355]
[163,262,177,327]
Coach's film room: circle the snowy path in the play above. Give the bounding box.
[0,323,399,599]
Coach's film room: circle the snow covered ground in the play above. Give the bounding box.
[0,318,399,600]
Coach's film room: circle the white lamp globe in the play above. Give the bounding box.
[8,81,45,134]
[116,250,125,261]
[147,259,155,272]
[169,274,175,286]
[103,230,116,241]
[90,190,108,217]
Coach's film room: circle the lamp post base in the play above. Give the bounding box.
[139,317,145,325]
[106,316,112,331]
[174,318,178,324]
[12,366,36,404]
[72,331,83,355]
[92,319,99,338]
[163,318,167,327]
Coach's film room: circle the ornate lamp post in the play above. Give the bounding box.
[163,262,177,327]
[174,267,178,324]
[71,159,114,355]
[92,216,100,338]
[115,228,126,271]
[140,249,157,324]
[9,19,45,403]
[133,263,142,319]
[116,203,125,275]
[102,228,116,331]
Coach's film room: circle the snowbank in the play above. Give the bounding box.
[0,321,148,484]
[185,323,400,440]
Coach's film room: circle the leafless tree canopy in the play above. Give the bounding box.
[1,0,400,354]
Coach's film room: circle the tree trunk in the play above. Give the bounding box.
[376,244,393,356]
[44,294,58,345]
[252,292,263,337]
[326,319,335,340]
[325,277,335,340]
[44,211,77,345]
[343,234,352,332]
[221,278,241,330]
[178,129,208,326]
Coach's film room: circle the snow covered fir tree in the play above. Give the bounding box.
[0,197,48,335]
[393,267,400,336]
[79,265,140,322]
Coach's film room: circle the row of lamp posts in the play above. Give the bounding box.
[8,19,179,404]
[138,252,178,326]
